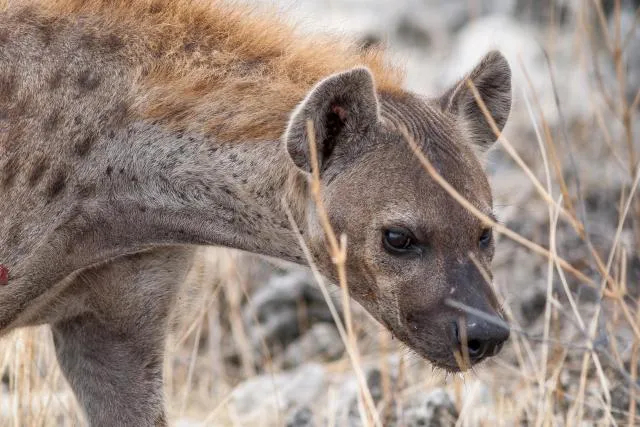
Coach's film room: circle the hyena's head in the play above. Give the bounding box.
[284,51,512,371]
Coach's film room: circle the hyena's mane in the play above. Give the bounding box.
[23,0,405,141]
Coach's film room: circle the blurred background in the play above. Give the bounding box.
[1,0,639,425]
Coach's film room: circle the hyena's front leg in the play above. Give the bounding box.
[52,314,168,426]
[50,247,194,427]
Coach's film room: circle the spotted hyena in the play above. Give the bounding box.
[0,0,512,425]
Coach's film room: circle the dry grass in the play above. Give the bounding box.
[1,1,639,426]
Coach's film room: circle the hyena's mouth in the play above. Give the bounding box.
[397,311,510,372]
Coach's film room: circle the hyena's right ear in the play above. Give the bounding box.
[284,67,379,173]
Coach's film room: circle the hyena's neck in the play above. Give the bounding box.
[17,122,309,283]
[100,122,309,261]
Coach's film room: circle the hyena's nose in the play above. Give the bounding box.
[453,315,510,362]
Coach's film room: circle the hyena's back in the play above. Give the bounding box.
[0,4,151,270]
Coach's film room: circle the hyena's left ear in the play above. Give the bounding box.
[284,67,379,173]
[439,51,512,152]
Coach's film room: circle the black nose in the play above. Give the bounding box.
[453,315,510,362]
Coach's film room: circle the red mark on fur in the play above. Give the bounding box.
[0,265,8,286]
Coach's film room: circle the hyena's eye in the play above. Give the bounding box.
[479,228,493,249]
[383,227,416,253]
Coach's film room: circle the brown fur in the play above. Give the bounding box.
[14,0,404,141]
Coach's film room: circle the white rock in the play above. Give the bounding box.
[283,323,345,368]
[445,14,591,133]
[402,388,458,427]
[230,363,327,422]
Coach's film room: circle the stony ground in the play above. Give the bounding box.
[1,0,639,426]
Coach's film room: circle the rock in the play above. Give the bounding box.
[287,406,315,427]
[395,15,432,47]
[326,356,409,426]
[402,388,458,427]
[366,368,385,403]
[514,0,573,25]
[283,323,345,368]
[230,363,327,423]
[242,271,340,360]
[520,289,547,325]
